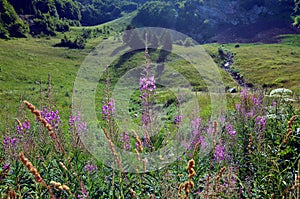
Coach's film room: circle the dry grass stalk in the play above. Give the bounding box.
[23,101,65,152]
[50,181,74,196]
[23,101,88,198]
[135,149,141,162]
[193,141,201,158]
[103,129,125,173]
[20,152,43,184]
[23,100,54,138]
[15,119,22,127]
[19,152,56,199]
[187,159,196,179]
[4,185,17,199]
[132,130,143,152]
[129,188,137,199]
[282,115,297,144]
[59,162,68,172]
[178,159,196,198]
[142,158,147,173]
[214,166,226,192]
[248,132,253,156]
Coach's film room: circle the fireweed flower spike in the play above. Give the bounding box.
[120,131,131,150]
[214,142,226,162]
[40,108,62,132]
[84,163,97,174]
[102,99,116,119]
[23,101,55,139]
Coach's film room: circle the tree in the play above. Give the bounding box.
[0,0,29,38]
[133,1,177,28]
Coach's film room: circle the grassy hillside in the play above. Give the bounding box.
[0,37,87,129]
[0,24,300,132]
[203,34,300,91]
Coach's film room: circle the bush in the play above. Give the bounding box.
[293,15,300,28]
[55,35,85,49]
[183,37,194,47]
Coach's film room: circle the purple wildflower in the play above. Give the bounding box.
[214,142,226,162]
[17,121,31,135]
[174,115,183,125]
[189,118,206,150]
[78,190,89,199]
[120,131,131,150]
[68,112,87,135]
[251,95,262,107]
[2,164,10,171]
[255,116,266,132]
[139,76,156,94]
[84,163,97,174]
[40,108,62,131]
[2,137,17,149]
[102,99,116,119]
[142,114,152,126]
[225,124,237,136]
[235,89,265,121]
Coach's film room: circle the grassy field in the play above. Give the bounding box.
[203,34,300,91]
[0,37,86,129]
[0,22,300,132]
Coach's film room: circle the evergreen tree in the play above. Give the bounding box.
[0,0,29,38]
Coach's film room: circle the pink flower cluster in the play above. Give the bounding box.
[139,76,156,96]
[102,99,116,119]
[214,143,226,162]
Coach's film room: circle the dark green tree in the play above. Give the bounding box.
[0,0,29,38]
[133,1,177,28]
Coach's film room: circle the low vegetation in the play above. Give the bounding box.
[0,50,299,198]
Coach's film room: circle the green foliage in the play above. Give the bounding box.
[0,0,29,38]
[119,1,138,12]
[293,15,300,27]
[55,0,81,21]
[183,37,194,47]
[133,1,177,28]
[55,34,86,49]
[80,1,121,26]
